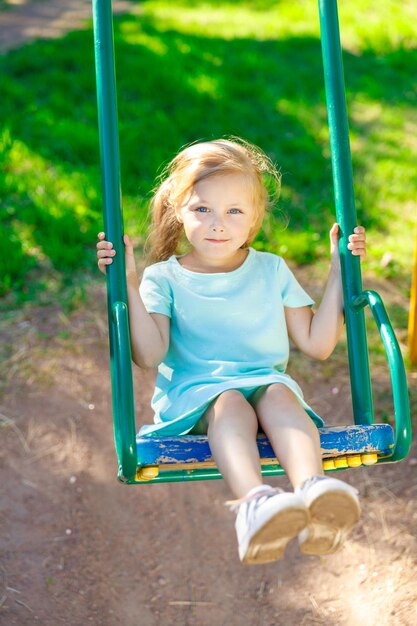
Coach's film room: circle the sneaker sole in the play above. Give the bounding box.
[243,506,309,565]
[300,490,361,556]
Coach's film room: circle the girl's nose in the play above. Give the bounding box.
[211,215,225,231]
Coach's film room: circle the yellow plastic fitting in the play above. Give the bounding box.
[347,455,362,468]
[136,466,159,481]
[334,456,349,469]
[361,453,378,466]
[323,458,336,471]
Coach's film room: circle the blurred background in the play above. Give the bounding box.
[1,0,416,299]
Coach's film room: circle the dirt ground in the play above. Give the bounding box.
[1,271,416,626]
[0,0,133,53]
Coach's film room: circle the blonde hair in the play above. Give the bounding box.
[146,137,281,263]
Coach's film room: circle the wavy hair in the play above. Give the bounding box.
[145,137,281,263]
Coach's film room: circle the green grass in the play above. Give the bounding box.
[0,0,416,300]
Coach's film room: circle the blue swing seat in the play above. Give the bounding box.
[133,423,395,482]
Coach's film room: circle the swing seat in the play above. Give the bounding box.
[132,423,395,483]
[92,0,412,486]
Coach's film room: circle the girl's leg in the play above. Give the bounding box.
[252,383,323,489]
[203,390,262,498]
[253,384,360,555]
[205,389,309,564]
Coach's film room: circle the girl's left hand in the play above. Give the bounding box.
[347,225,366,259]
[330,223,366,261]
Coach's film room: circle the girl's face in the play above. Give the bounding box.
[178,173,257,269]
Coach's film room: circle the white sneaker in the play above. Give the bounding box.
[228,486,309,565]
[295,476,361,556]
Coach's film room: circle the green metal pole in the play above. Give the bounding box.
[352,291,411,461]
[91,0,137,480]
[318,0,374,425]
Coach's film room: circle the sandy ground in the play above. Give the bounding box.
[1,275,416,626]
[0,0,134,53]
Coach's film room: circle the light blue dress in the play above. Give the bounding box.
[138,248,324,437]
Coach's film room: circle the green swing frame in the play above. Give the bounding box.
[91,0,412,484]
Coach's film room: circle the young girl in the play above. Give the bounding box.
[97,138,366,565]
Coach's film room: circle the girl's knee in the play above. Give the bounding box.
[212,389,248,411]
[256,384,317,432]
[259,383,297,406]
[205,389,257,427]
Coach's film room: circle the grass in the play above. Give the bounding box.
[0,0,416,301]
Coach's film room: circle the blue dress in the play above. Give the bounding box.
[138,248,324,437]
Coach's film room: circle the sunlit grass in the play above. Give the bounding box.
[136,3,318,40]
[139,0,417,52]
[0,0,416,302]
[120,25,168,55]
[1,128,100,293]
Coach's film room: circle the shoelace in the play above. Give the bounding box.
[299,475,328,493]
[225,487,283,514]
[299,475,359,496]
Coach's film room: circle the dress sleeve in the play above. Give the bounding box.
[139,265,172,317]
[277,257,315,308]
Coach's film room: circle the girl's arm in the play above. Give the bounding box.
[97,233,169,369]
[285,224,366,360]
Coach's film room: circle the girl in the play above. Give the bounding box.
[97,138,366,565]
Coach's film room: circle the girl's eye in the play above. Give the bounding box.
[195,206,209,213]
[229,208,242,214]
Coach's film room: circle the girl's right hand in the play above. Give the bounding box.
[96,232,137,276]
[96,232,115,274]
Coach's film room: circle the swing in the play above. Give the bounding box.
[91,0,412,484]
